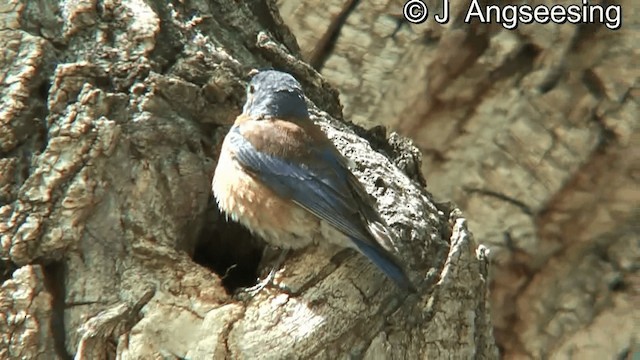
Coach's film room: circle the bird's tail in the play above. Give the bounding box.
[350,237,416,293]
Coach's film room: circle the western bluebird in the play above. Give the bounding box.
[212,70,414,292]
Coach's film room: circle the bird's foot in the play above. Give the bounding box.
[236,248,289,299]
[243,267,278,297]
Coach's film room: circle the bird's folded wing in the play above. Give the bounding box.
[227,125,372,243]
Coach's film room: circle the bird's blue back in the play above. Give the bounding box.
[226,70,414,291]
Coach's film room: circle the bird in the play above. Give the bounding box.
[211,69,415,292]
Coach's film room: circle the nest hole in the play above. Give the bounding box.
[192,205,264,293]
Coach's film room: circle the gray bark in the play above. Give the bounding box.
[278,0,639,358]
[0,0,495,359]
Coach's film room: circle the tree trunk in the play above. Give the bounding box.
[0,0,496,359]
[278,0,639,358]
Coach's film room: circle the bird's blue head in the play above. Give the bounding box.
[243,70,310,119]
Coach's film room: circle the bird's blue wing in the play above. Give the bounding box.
[227,125,415,291]
[227,126,369,241]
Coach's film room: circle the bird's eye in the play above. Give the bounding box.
[248,85,255,94]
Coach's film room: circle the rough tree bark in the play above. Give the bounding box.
[278,0,639,359]
[0,0,496,359]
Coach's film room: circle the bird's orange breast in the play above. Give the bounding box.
[211,136,318,249]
